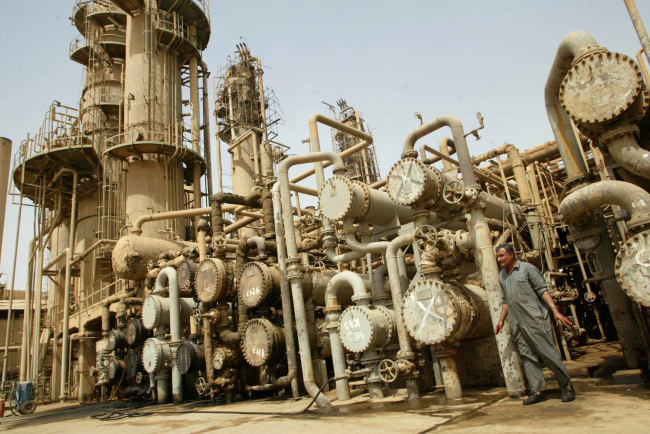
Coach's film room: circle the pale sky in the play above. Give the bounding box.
[1,0,649,287]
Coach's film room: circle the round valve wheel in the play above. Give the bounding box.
[313,261,325,278]
[414,224,438,252]
[378,359,398,383]
[442,180,465,204]
[213,232,228,247]
[584,291,597,303]
[196,376,208,395]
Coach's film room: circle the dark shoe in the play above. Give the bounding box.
[523,391,547,406]
[561,389,576,402]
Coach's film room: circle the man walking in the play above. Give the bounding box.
[494,243,576,405]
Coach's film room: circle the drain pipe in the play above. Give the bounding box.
[279,151,345,411]
[154,267,184,403]
[323,271,372,401]
[401,115,526,398]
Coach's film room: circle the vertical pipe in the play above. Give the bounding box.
[271,183,299,398]
[625,0,650,66]
[59,247,72,401]
[251,57,274,178]
[155,267,183,403]
[439,356,462,400]
[438,137,454,172]
[200,62,213,198]
[0,137,12,264]
[20,239,35,381]
[59,171,78,400]
[1,180,22,389]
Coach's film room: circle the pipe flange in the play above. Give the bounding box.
[351,180,372,221]
[615,230,650,307]
[126,317,148,346]
[240,318,285,367]
[142,295,163,329]
[195,258,234,303]
[387,158,437,206]
[318,176,355,222]
[212,345,237,370]
[239,262,273,308]
[125,351,142,381]
[560,51,644,125]
[107,330,127,351]
[599,123,640,146]
[177,259,198,293]
[142,337,169,374]
[401,279,457,345]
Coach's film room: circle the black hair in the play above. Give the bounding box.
[495,243,516,257]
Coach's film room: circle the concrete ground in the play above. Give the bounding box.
[2,343,647,433]
[1,378,648,433]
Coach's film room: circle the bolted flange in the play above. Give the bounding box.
[615,229,650,307]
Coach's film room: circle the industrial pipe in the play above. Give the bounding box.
[271,182,299,397]
[545,31,598,180]
[59,247,73,401]
[131,207,211,236]
[19,239,35,381]
[154,267,183,404]
[606,132,650,180]
[559,180,650,230]
[200,62,213,198]
[625,0,650,66]
[278,151,345,411]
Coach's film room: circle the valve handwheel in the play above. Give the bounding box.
[414,225,439,252]
[213,232,228,247]
[378,359,398,383]
[442,180,465,204]
[196,376,208,395]
[314,261,325,278]
[584,291,597,303]
[192,308,202,325]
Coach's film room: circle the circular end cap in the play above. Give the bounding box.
[125,352,141,380]
[561,51,643,124]
[108,359,123,382]
[239,262,272,308]
[107,330,127,351]
[142,338,164,374]
[176,341,198,375]
[212,346,235,370]
[338,305,376,352]
[177,260,198,293]
[96,338,109,354]
[126,317,147,346]
[615,230,650,307]
[195,258,231,303]
[386,158,430,206]
[241,318,284,367]
[142,296,163,329]
[402,279,457,345]
[319,176,355,222]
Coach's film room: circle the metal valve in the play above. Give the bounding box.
[212,232,228,247]
[195,376,208,395]
[414,224,438,252]
[378,359,399,383]
[442,180,465,205]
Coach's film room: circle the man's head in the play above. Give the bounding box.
[495,243,516,269]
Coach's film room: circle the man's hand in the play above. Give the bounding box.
[495,321,504,335]
[553,310,573,328]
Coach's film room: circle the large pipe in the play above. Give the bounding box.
[155,267,183,403]
[606,132,650,180]
[0,137,11,265]
[545,31,598,179]
[625,0,650,66]
[279,151,345,411]
[271,183,299,396]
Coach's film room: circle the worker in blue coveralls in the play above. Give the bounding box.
[494,243,576,405]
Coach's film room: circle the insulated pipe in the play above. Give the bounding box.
[210,191,262,236]
[323,271,373,401]
[271,182,299,397]
[131,207,211,236]
[545,31,599,179]
[155,267,183,403]
[59,247,73,401]
[279,152,345,411]
[559,180,650,230]
[246,236,267,258]
[0,137,11,265]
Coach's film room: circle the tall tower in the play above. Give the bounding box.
[215,44,280,236]
[331,99,381,184]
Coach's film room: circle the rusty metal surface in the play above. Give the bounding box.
[338,305,394,353]
[615,230,650,307]
[240,318,285,367]
[195,258,233,303]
